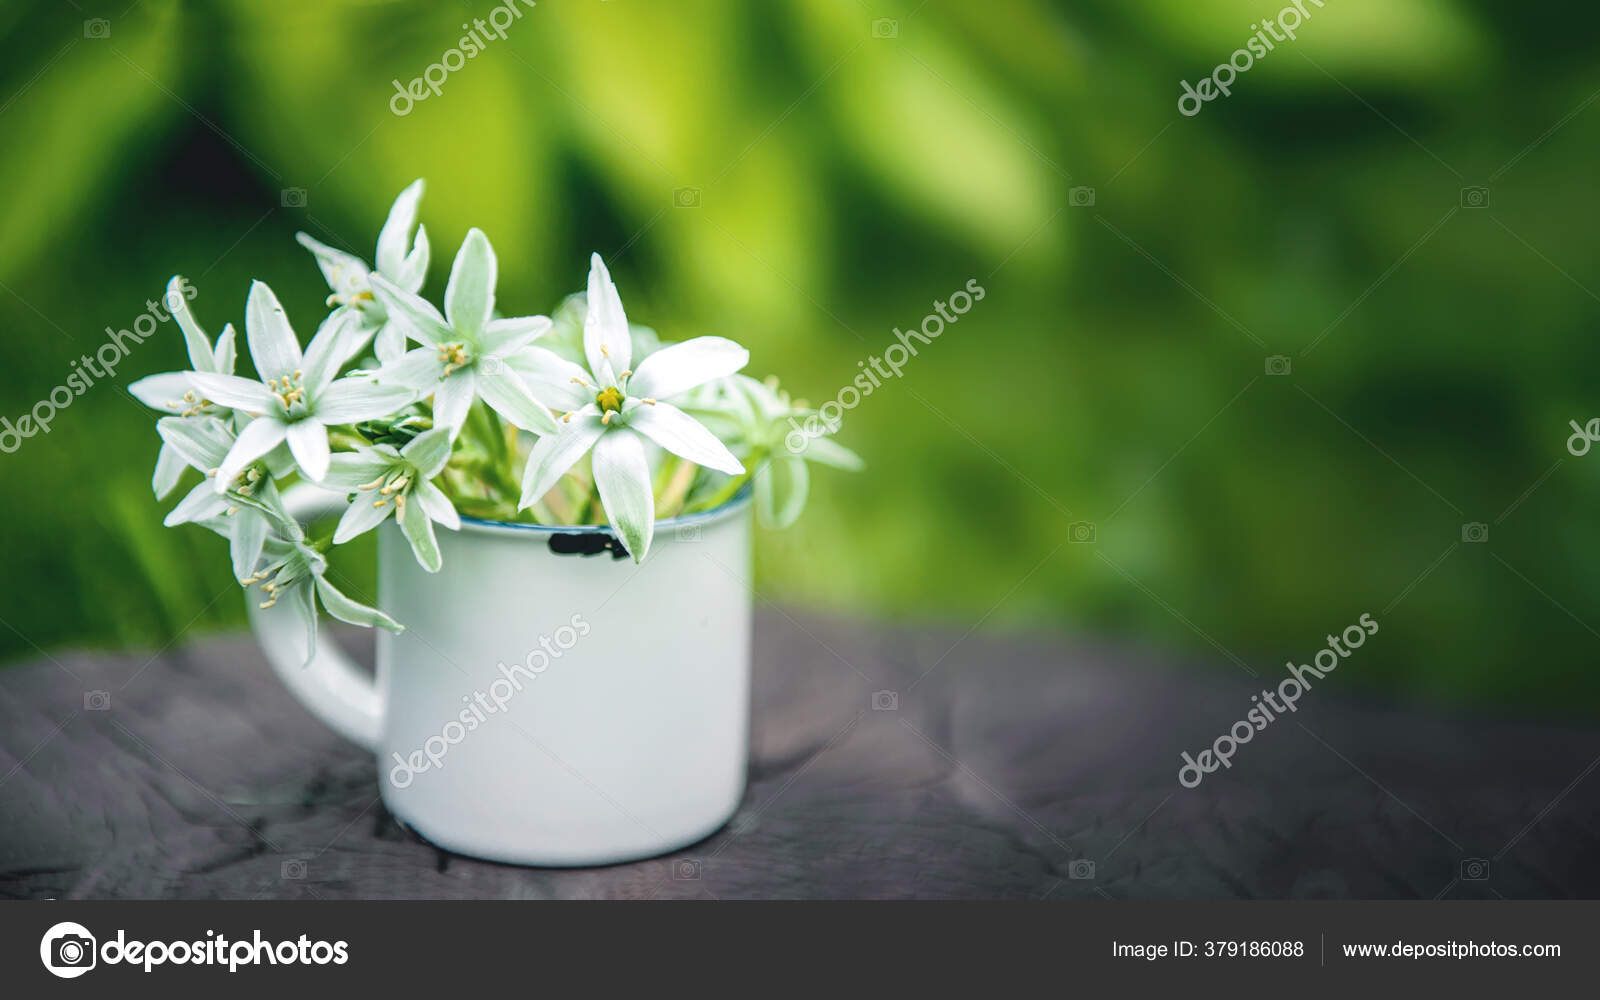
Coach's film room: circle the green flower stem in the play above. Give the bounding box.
[655,458,698,519]
[688,470,752,514]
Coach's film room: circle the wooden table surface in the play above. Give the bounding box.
[3,612,1598,899]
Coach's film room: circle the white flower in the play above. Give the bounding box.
[187,281,418,490]
[296,179,430,364]
[511,253,749,561]
[243,522,403,665]
[683,374,862,529]
[369,228,560,440]
[128,276,238,499]
[322,427,460,572]
[155,415,294,581]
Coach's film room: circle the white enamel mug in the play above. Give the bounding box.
[249,482,753,867]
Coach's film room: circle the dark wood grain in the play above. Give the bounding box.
[2,614,1598,899]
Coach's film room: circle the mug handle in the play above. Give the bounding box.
[246,482,383,752]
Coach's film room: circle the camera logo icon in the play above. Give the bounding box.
[673,187,701,208]
[674,522,703,543]
[1069,185,1096,207]
[40,921,97,978]
[83,690,111,711]
[871,18,899,38]
[1265,355,1292,376]
[1068,521,1096,544]
[1460,857,1490,881]
[673,859,702,880]
[1459,186,1490,209]
[281,187,308,208]
[1461,522,1488,543]
[281,859,308,880]
[84,18,111,38]
[1068,859,1096,880]
[870,689,899,712]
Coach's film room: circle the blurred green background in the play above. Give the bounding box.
[2,0,1597,711]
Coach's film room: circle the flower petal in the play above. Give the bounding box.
[165,479,229,526]
[376,346,446,390]
[755,453,810,529]
[215,417,288,492]
[481,315,553,358]
[315,379,419,425]
[430,369,477,437]
[518,407,604,508]
[477,369,558,435]
[323,451,393,490]
[129,371,195,414]
[502,345,595,411]
[296,232,370,299]
[315,576,404,633]
[333,490,394,543]
[400,427,454,479]
[591,428,654,562]
[399,493,443,572]
[156,414,234,470]
[444,228,496,338]
[628,336,750,401]
[286,579,319,665]
[370,272,452,346]
[626,400,744,474]
[375,178,425,277]
[166,276,214,372]
[301,311,356,396]
[583,252,631,376]
[187,372,275,413]
[415,479,460,531]
[395,224,430,291]
[797,433,864,471]
[230,508,271,580]
[374,322,410,365]
[152,442,186,499]
[212,323,238,374]
[245,280,303,380]
[286,420,331,482]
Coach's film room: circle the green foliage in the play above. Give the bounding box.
[2,1,1597,711]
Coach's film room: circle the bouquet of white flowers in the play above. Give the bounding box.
[131,180,860,659]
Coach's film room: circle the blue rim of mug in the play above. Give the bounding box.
[456,482,752,538]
